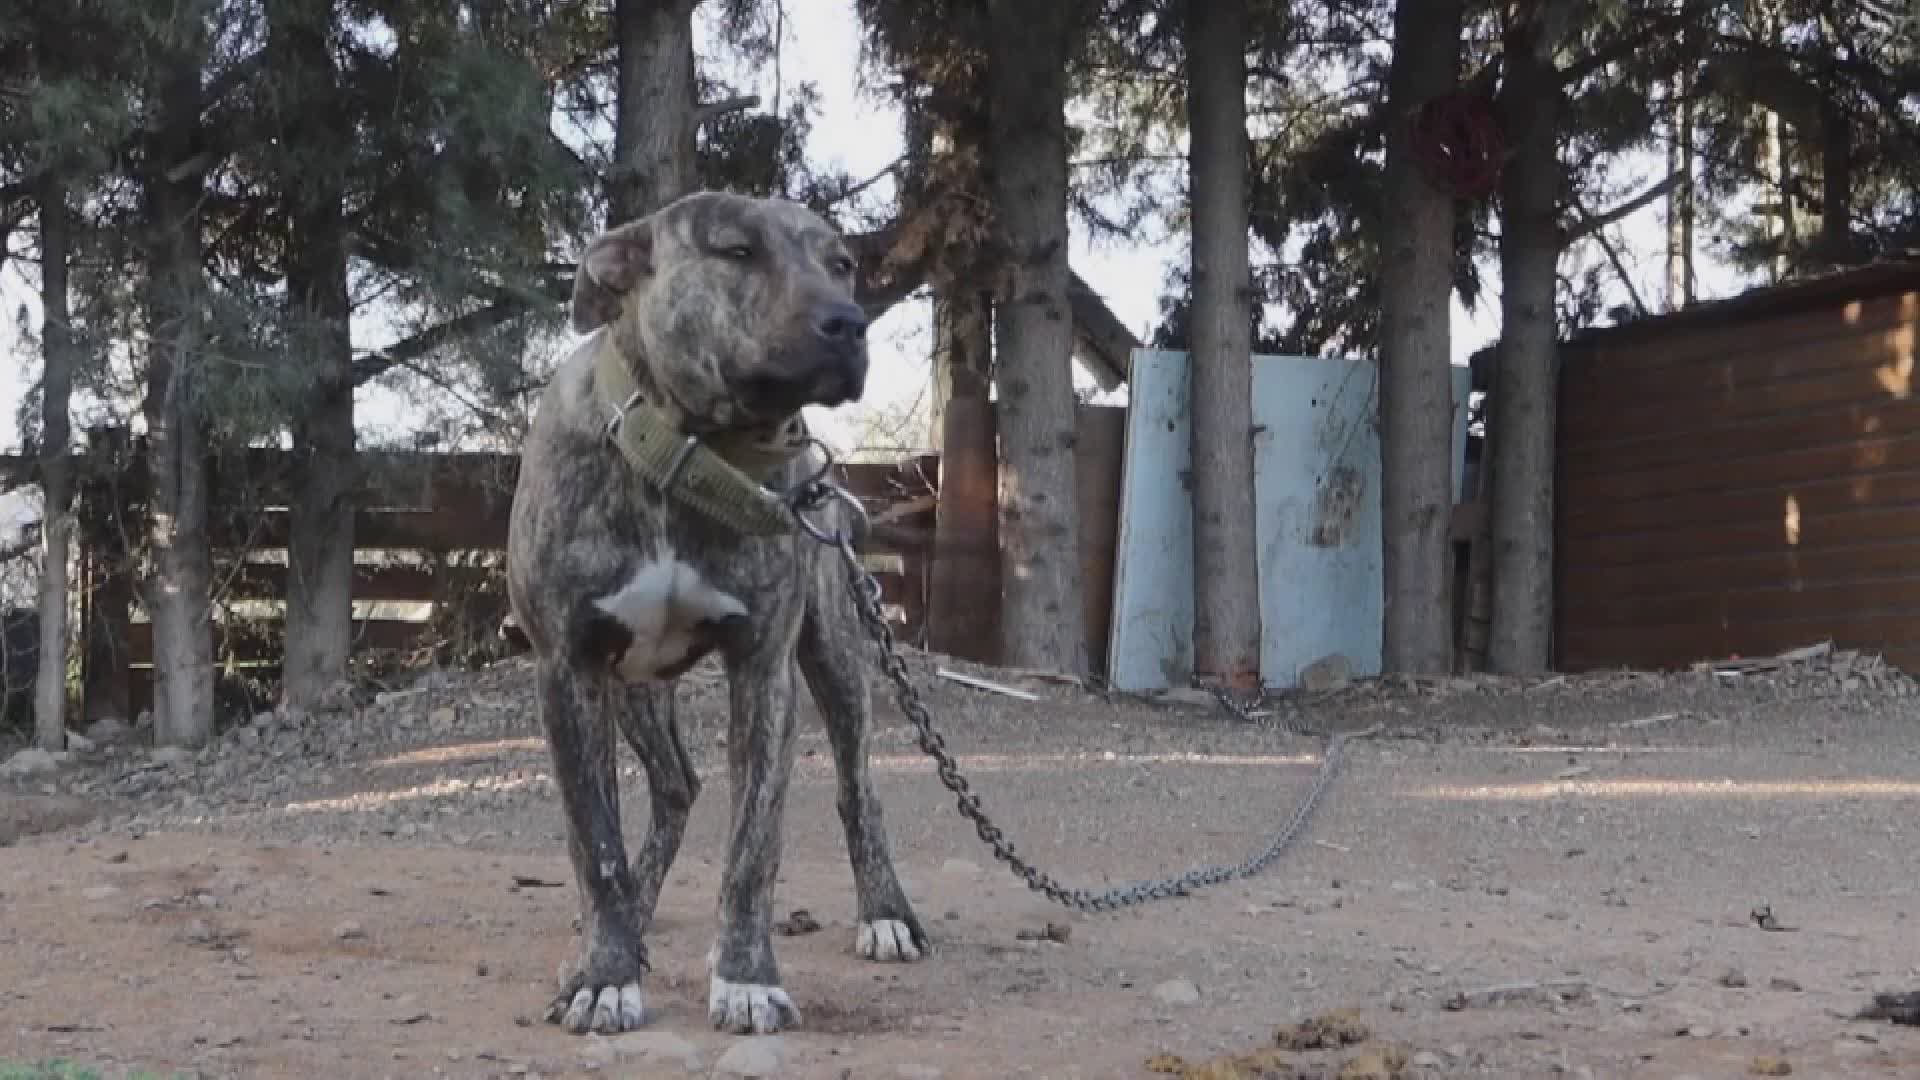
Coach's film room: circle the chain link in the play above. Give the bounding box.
[811,512,1381,914]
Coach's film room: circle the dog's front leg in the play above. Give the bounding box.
[615,681,700,923]
[797,590,928,962]
[707,643,805,1034]
[536,659,650,1034]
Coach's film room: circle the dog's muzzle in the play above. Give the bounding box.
[743,301,871,411]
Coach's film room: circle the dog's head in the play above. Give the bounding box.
[571,191,870,429]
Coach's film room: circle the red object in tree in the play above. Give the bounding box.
[1409,90,1504,200]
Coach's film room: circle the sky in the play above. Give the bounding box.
[0,0,1758,467]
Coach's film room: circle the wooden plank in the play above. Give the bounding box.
[926,395,1001,662]
[1561,291,1918,382]
[1561,398,1920,477]
[217,563,443,603]
[1559,499,1920,569]
[1558,613,1920,674]
[1560,362,1908,447]
[1560,468,1920,535]
[210,508,511,551]
[1561,429,1920,506]
[1076,403,1126,677]
[1558,542,1920,606]
[128,618,436,662]
[1563,576,1920,631]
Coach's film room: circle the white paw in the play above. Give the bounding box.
[554,981,646,1034]
[856,919,925,963]
[707,972,801,1034]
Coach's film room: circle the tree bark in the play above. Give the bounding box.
[610,0,700,224]
[1184,0,1262,690]
[34,173,75,752]
[986,0,1085,675]
[142,16,216,748]
[1486,11,1560,676]
[272,0,359,717]
[1378,0,1465,675]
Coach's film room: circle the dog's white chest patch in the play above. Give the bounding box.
[593,555,747,681]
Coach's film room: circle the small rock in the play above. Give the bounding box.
[64,729,95,753]
[1152,978,1202,1007]
[2,748,61,777]
[85,716,129,743]
[1749,1056,1792,1076]
[1410,1050,1445,1069]
[1768,977,1803,992]
[1155,687,1218,708]
[334,920,367,941]
[150,746,195,767]
[182,919,217,944]
[1300,653,1353,693]
[584,1030,698,1067]
[1721,969,1750,988]
[81,884,120,901]
[713,1035,785,1077]
[939,858,982,876]
[428,706,458,732]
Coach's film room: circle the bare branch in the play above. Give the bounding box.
[695,94,761,126]
[351,300,544,387]
[1562,171,1682,242]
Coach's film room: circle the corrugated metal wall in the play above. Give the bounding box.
[1556,280,1920,672]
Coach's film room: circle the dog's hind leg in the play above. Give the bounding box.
[798,584,929,963]
[707,634,806,1034]
[535,659,651,1035]
[614,682,700,926]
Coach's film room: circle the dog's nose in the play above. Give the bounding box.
[812,302,869,347]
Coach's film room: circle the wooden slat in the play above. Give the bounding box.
[1563,577,1920,631]
[1560,468,1920,535]
[1561,398,1920,477]
[1560,362,1906,447]
[1559,614,1920,674]
[218,563,443,603]
[1561,429,1920,506]
[1559,541,1920,607]
[1559,500,1920,568]
[1561,291,1917,383]
[128,618,436,662]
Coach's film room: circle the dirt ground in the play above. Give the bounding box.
[3,648,1919,1080]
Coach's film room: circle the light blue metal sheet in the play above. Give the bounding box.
[1105,350,1195,691]
[1106,351,1472,691]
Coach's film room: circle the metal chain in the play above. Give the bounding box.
[791,482,1380,914]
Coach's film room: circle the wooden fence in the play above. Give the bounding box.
[1556,263,1920,672]
[55,433,940,720]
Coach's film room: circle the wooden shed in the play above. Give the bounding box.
[1556,262,1920,672]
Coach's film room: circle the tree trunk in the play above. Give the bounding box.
[928,285,994,444]
[986,0,1085,675]
[1184,0,1262,690]
[1486,12,1560,676]
[35,174,75,752]
[273,0,359,717]
[610,0,700,224]
[1378,0,1465,675]
[1818,87,1853,268]
[142,19,216,749]
[1665,59,1695,310]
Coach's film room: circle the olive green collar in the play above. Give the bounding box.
[592,334,811,536]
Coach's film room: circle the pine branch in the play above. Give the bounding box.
[1563,171,1683,241]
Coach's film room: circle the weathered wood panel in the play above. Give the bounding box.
[1556,270,1920,673]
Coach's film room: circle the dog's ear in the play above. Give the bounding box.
[571,219,655,334]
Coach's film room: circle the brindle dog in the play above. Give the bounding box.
[506,191,928,1037]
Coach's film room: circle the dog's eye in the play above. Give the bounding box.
[721,243,755,261]
[829,255,856,277]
